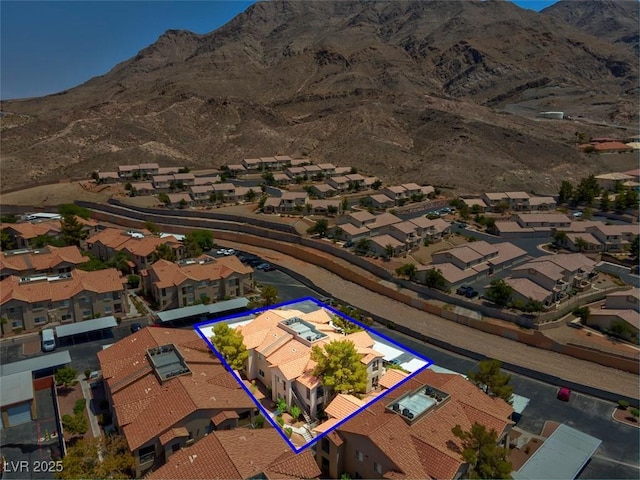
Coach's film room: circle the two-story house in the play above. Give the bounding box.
[0,245,86,281]
[0,268,127,333]
[98,328,257,477]
[141,256,253,310]
[315,368,513,480]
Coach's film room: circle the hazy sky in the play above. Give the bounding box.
[1,0,558,100]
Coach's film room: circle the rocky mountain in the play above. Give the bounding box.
[542,0,639,55]
[1,0,638,193]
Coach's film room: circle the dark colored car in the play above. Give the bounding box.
[262,264,276,272]
[456,286,471,295]
[247,258,264,267]
[343,241,354,248]
[465,289,479,299]
[130,322,142,333]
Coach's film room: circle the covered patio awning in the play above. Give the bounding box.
[512,423,602,480]
[55,316,118,338]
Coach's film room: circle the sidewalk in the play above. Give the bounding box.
[221,240,639,399]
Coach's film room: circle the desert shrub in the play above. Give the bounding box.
[73,399,87,415]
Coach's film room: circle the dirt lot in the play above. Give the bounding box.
[1,182,118,206]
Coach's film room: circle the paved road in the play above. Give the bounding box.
[221,241,639,398]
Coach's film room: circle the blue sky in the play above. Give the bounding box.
[1,0,557,100]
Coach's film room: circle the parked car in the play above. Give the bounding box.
[262,264,276,272]
[256,263,273,271]
[130,322,142,333]
[465,289,479,299]
[247,258,264,267]
[557,387,571,401]
[456,286,471,296]
[216,249,227,256]
[343,240,354,248]
[225,249,236,256]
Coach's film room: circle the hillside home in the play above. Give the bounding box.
[239,307,385,421]
[0,245,86,280]
[368,235,406,257]
[382,185,408,201]
[587,287,640,339]
[308,199,343,216]
[272,173,292,186]
[286,166,308,179]
[290,158,312,167]
[189,185,214,204]
[98,328,257,477]
[315,368,513,480]
[506,253,596,306]
[382,221,420,249]
[242,158,262,171]
[167,193,194,208]
[226,164,247,176]
[142,256,253,310]
[422,241,527,287]
[1,218,100,249]
[0,268,127,332]
[131,182,154,195]
[310,184,337,198]
[345,174,366,188]
[528,196,556,211]
[462,198,488,212]
[317,163,337,176]
[157,167,181,175]
[259,156,278,170]
[97,171,119,184]
[211,183,237,202]
[273,155,293,168]
[408,217,451,243]
[147,429,321,480]
[365,194,395,210]
[400,183,423,197]
[328,176,350,191]
[595,173,635,192]
[193,176,221,186]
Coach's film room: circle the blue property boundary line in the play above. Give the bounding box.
[194,297,433,453]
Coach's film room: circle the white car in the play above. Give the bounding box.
[225,249,236,256]
[216,249,227,256]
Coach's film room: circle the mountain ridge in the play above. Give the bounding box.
[1,0,638,193]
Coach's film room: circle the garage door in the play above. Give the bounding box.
[7,402,32,427]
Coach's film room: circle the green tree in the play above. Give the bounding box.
[124,182,132,191]
[625,189,639,209]
[574,236,589,252]
[573,306,590,324]
[307,219,329,237]
[582,207,593,220]
[245,189,257,202]
[186,230,215,251]
[1,229,15,250]
[107,250,132,273]
[331,315,364,334]
[422,268,448,291]
[76,253,109,272]
[60,214,88,246]
[183,234,203,258]
[485,279,513,307]
[522,299,544,313]
[58,204,90,219]
[55,366,78,389]
[395,263,417,280]
[467,359,513,404]
[91,171,100,182]
[127,274,140,288]
[354,238,370,255]
[452,422,513,480]
[305,203,313,215]
[144,221,159,234]
[630,235,639,260]
[552,230,567,247]
[459,204,471,220]
[179,198,188,209]
[372,179,382,190]
[341,197,349,213]
[258,195,268,210]
[610,320,636,340]
[62,413,87,436]
[600,191,611,211]
[327,204,338,216]
[575,175,600,205]
[615,191,627,212]
[290,405,301,422]
[384,244,394,258]
[178,167,190,173]
[311,340,368,397]
[259,285,279,307]
[31,234,67,248]
[629,408,639,421]
[0,214,18,223]
[152,243,177,262]
[558,181,574,204]
[211,323,248,370]
[57,435,134,480]
[262,172,275,186]
[294,204,304,214]
[158,192,170,205]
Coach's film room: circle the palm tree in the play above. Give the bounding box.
[384,244,394,259]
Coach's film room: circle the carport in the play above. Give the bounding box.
[55,315,118,345]
[0,350,72,378]
[512,423,602,480]
[156,297,249,326]
[0,371,35,428]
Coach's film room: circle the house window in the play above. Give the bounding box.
[34,316,46,324]
[306,388,310,400]
[172,443,180,453]
[161,288,166,296]
[61,314,72,322]
[259,369,265,377]
[321,438,330,454]
[372,360,379,370]
[61,300,70,307]
[374,462,382,474]
[103,293,112,300]
[317,386,324,398]
[33,303,44,310]
[355,450,363,462]
[83,310,92,318]
[104,306,112,314]
[7,307,15,313]
[12,320,22,328]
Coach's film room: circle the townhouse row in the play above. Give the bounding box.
[331,211,452,256]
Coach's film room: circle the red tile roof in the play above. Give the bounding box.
[146,256,252,289]
[148,429,320,480]
[0,268,125,305]
[334,369,514,479]
[0,245,86,274]
[98,327,255,451]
